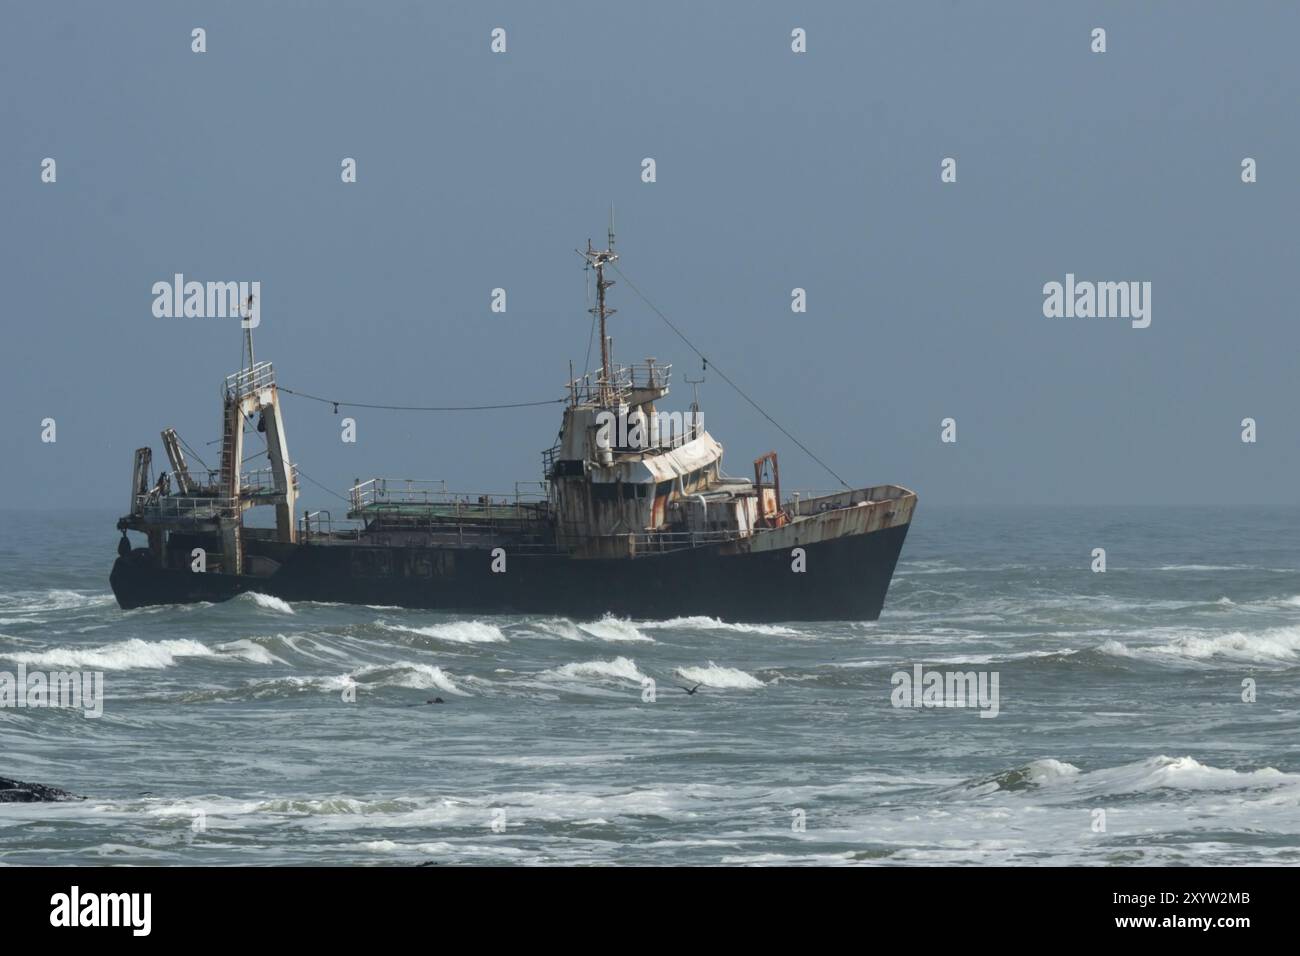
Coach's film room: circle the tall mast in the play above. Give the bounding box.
[583,223,618,405]
[241,293,256,372]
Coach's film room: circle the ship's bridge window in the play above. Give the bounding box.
[592,482,651,501]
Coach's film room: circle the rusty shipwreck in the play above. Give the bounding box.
[111,234,917,621]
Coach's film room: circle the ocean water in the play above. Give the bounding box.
[1,506,1298,866]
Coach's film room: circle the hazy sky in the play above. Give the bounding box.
[4,1,1298,511]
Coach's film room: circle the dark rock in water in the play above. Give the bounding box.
[0,776,82,803]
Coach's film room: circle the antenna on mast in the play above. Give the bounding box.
[240,293,256,372]
[685,361,706,439]
[579,221,618,405]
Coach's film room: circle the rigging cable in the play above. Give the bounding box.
[608,262,852,490]
[294,464,354,506]
[182,405,353,507]
[248,419,352,506]
[188,266,848,490]
[177,435,212,471]
[277,387,567,412]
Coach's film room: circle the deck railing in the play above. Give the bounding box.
[224,361,275,402]
[784,485,913,515]
[239,464,299,494]
[541,443,561,477]
[567,362,671,406]
[174,465,297,495]
[628,529,742,551]
[542,415,702,478]
[134,494,238,522]
[302,510,332,534]
[349,478,550,519]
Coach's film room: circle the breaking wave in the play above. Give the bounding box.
[642,616,802,637]
[1098,625,1300,665]
[532,616,653,643]
[351,662,465,693]
[924,648,1078,666]
[241,592,295,614]
[249,661,466,696]
[5,637,216,670]
[674,662,766,689]
[214,638,288,666]
[962,756,1300,798]
[379,620,507,644]
[1090,756,1300,794]
[962,758,1082,793]
[543,657,647,683]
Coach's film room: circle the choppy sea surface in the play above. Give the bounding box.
[2,506,1298,866]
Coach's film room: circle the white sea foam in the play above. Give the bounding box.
[254,796,378,815]
[532,616,653,643]
[1099,625,1300,665]
[674,662,765,689]
[214,638,286,665]
[258,661,466,695]
[280,634,352,661]
[544,656,647,683]
[237,786,695,828]
[240,592,295,614]
[379,620,507,644]
[5,637,216,670]
[1151,564,1266,572]
[925,649,1077,665]
[0,590,116,614]
[343,661,464,693]
[970,756,1299,798]
[1091,756,1297,794]
[642,616,801,637]
[1064,756,1298,796]
[576,616,653,643]
[528,619,584,641]
[1020,758,1082,785]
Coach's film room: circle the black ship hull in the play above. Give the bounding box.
[111,521,911,622]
